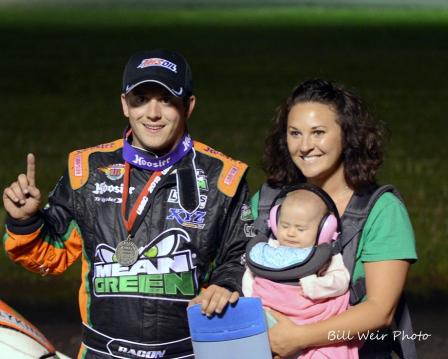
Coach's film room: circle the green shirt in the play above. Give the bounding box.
[351,192,417,288]
[250,190,417,297]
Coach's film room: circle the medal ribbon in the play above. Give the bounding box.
[122,129,193,171]
[121,162,170,237]
[120,128,192,238]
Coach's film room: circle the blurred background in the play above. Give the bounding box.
[1,0,447,357]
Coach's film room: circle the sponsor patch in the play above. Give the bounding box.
[167,189,207,209]
[76,142,116,155]
[203,146,222,156]
[224,166,239,186]
[91,183,134,204]
[182,135,192,152]
[244,223,256,238]
[167,189,178,204]
[93,228,197,299]
[132,154,172,169]
[196,169,208,191]
[69,139,122,190]
[193,141,248,197]
[92,182,135,196]
[94,197,122,204]
[202,146,235,163]
[115,345,166,358]
[137,58,177,73]
[74,153,83,177]
[98,164,125,181]
[240,204,253,222]
[166,208,206,229]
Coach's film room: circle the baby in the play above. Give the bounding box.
[243,189,358,359]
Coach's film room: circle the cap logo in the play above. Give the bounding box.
[137,58,177,73]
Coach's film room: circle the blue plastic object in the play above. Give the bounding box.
[187,297,271,359]
[187,297,267,342]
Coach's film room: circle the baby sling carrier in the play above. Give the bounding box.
[247,183,342,281]
[253,183,417,359]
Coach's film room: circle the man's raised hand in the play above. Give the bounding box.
[2,153,41,220]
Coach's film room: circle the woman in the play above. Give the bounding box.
[252,79,417,358]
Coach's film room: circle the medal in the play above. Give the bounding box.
[117,129,191,267]
[115,237,139,267]
[118,168,162,268]
[119,158,173,267]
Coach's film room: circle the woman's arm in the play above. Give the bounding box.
[268,259,410,358]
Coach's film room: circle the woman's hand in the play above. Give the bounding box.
[268,309,302,358]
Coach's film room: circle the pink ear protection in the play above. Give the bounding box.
[267,184,341,245]
[316,212,339,244]
[268,204,281,238]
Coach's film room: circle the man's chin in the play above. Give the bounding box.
[141,141,173,156]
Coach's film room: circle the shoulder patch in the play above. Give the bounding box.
[68,139,123,190]
[194,141,248,197]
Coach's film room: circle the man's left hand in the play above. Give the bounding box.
[188,284,239,316]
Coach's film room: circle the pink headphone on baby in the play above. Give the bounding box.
[268,183,341,245]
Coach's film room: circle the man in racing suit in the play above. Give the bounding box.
[3,49,254,358]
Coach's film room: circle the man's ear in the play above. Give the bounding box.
[185,95,196,119]
[121,94,129,118]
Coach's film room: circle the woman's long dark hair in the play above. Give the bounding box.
[264,79,385,192]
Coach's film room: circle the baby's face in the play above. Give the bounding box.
[276,201,320,248]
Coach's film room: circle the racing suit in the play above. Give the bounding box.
[4,138,253,359]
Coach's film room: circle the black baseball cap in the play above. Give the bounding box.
[122,48,193,97]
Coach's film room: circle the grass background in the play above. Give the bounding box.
[0,4,447,309]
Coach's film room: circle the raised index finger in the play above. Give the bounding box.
[26,153,36,186]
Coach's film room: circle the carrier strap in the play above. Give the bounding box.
[393,295,418,359]
[340,185,407,305]
[340,184,417,359]
[253,183,282,235]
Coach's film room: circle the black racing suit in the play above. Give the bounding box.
[4,139,254,358]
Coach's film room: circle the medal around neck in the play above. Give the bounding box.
[122,129,193,171]
[116,238,139,267]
